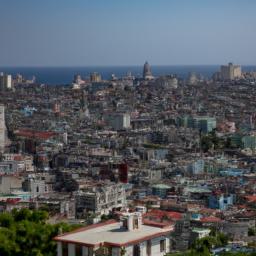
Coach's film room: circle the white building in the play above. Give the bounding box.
[54,212,172,256]
[22,173,55,197]
[75,183,126,216]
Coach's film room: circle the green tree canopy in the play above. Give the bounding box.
[0,209,81,256]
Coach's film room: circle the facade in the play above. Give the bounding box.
[0,73,12,90]
[171,219,191,251]
[177,116,216,133]
[54,212,172,256]
[155,75,178,89]
[22,173,55,197]
[118,163,128,183]
[242,135,256,151]
[187,72,198,85]
[208,193,234,210]
[220,63,242,80]
[143,62,154,80]
[106,113,131,131]
[188,159,205,175]
[0,176,22,194]
[0,105,6,153]
[75,183,126,216]
[152,184,171,198]
[90,72,102,82]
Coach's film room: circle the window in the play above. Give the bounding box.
[160,240,166,252]
[62,243,68,256]
[133,218,139,229]
[95,246,112,256]
[133,244,140,256]
[75,244,83,256]
[88,247,94,256]
[123,219,128,229]
[146,240,151,256]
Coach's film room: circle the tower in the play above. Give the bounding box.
[143,61,154,80]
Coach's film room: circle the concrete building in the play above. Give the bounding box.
[75,183,126,216]
[143,61,154,80]
[178,116,217,133]
[90,72,102,82]
[106,113,131,131]
[0,105,6,153]
[0,73,12,90]
[191,228,211,240]
[208,193,234,210]
[54,212,172,256]
[22,173,55,198]
[188,159,205,175]
[242,135,256,151]
[152,184,171,198]
[0,175,23,194]
[171,219,191,251]
[156,75,178,89]
[220,63,242,80]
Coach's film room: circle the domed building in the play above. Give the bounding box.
[143,61,154,80]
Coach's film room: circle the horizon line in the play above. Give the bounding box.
[1,64,256,69]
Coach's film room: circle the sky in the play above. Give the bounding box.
[0,0,255,67]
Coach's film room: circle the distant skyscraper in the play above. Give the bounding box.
[90,72,102,82]
[0,73,12,90]
[220,63,242,80]
[143,61,154,80]
[0,105,6,153]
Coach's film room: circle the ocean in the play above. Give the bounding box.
[0,65,256,85]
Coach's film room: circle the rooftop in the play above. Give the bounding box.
[54,219,172,247]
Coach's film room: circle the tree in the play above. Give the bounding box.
[0,209,82,256]
[248,227,256,236]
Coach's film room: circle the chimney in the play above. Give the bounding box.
[122,212,142,231]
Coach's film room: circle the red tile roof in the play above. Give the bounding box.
[143,209,182,221]
[200,216,222,223]
[15,129,57,140]
[245,195,256,203]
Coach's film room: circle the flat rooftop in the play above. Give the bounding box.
[55,220,171,247]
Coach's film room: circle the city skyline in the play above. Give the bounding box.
[0,0,256,67]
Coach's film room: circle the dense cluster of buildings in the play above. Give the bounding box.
[0,62,256,255]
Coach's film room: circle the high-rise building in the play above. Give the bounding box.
[105,113,131,131]
[220,63,242,80]
[90,72,102,82]
[143,61,154,80]
[0,73,12,90]
[179,116,217,133]
[0,105,6,153]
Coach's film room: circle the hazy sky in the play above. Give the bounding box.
[0,0,255,66]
